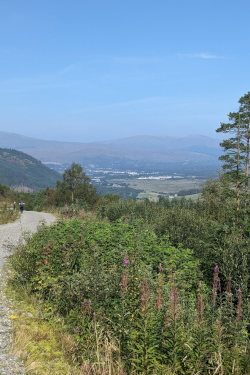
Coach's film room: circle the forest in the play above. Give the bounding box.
[2,93,250,374]
[0,148,61,190]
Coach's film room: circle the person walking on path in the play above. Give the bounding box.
[19,201,24,214]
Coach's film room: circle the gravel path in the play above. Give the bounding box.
[0,211,56,375]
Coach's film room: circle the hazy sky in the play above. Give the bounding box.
[0,0,249,142]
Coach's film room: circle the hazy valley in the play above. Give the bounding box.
[0,131,221,198]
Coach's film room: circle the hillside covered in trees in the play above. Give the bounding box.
[0,148,61,190]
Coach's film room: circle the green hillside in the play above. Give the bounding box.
[0,148,62,190]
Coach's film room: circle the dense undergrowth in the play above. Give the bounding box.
[9,185,249,374]
[0,204,18,224]
[0,185,19,223]
[0,183,24,224]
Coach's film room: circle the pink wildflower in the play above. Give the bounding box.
[123,258,130,267]
[214,265,219,273]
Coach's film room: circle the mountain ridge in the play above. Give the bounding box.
[0,131,221,171]
[0,148,62,190]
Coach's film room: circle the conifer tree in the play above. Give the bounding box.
[216,92,250,218]
[238,92,250,189]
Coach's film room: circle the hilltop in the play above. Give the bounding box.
[0,131,221,173]
[0,148,62,191]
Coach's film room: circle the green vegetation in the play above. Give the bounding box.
[0,148,61,190]
[9,189,249,374]
[25,163,99,211]
[216,92,250,220]
[96,182,143,200]
[104,176,203,200]
[6,286,81,375]
[217,92,250,187]
[0,204,18,224]
[5,95,250,374]
[0,184,19,224]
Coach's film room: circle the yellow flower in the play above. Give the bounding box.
[9,315,19,319]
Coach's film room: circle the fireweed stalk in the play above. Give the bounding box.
[212,265,221,306]
[197,281,204,325]
[226,276,232,299]
[120,254,130,294]
[155,263,163,311]
[141,279,150,315]
[170,283,179,322]
[82,299,92,316]
[166,274,179,327]
[236,289,243,324]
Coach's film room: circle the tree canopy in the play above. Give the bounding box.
[55,162,98,207]
[216,92,250,187]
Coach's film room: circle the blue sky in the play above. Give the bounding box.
[0,0,250,142]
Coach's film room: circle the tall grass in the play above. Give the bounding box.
[0,203,19,224]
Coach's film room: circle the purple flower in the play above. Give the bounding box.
[123,258,130,267]
[159,263,163,273]
[214,265,219,273]
[237,288,242,294]
[62,244,66,249]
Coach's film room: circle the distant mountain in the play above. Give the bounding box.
[0,131,221,174]
[0,148,62,190]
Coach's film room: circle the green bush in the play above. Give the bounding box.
[10,216,249,374]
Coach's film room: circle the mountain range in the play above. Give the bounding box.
[0,131,221,174]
